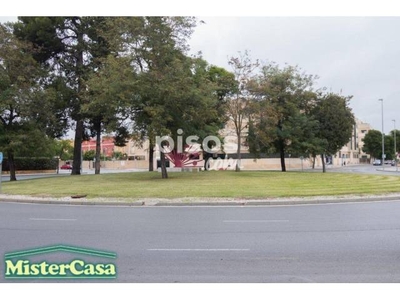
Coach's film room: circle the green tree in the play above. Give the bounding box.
[112,151,126,160]
[0,23,64,180]
[249,63,318,172]
[226,51,258,171]
[362,129,383,160]
[311,92,355,172]
[390,129,400,162]
[14,17,113,175]
[82,54,136,174]
[114,17,207,177]
[52,139,74,161]
[383,135,394,161]
[362,130,396,161]
[83,150,96,161]
[137,54,225,178]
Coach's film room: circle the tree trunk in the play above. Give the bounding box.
[279,139,286,172]
[204,154,211,171]
[160,151,168,179]
[72,29,84,176]
[95,124,101,175]
[312,155,316,169]
[321,153,326,173]
[71,119,83,175]
[7,150,17,181]
[235,134,241,172]
[148,138,154,171]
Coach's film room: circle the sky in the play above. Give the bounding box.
[188,16,400,133]
[1,1,399,134]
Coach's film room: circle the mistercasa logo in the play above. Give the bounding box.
[4,245,117,279]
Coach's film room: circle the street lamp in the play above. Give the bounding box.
[393,119,398,172]
[379,99,384,170]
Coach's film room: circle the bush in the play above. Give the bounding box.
[83,150,96,161]
[1,157,58,171]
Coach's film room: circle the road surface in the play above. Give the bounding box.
[1,200,400,282]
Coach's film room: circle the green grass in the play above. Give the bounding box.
[2,171,400,199]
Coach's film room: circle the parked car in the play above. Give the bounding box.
[372,159,381,166]
[60,164,72,170]
[391,160,396,166]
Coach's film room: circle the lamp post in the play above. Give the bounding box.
[393,119,398,172]
[379,99,384,170]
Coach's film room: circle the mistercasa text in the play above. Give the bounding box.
[5,259,116,278]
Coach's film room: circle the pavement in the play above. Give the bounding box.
[2,200,400,282]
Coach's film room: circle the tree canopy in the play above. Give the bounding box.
[1,17,364,178]
[0,23,66,180]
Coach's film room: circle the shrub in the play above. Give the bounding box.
[1,157,58,171]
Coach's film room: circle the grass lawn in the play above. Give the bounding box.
[2,171,400,200]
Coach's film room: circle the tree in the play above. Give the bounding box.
[362,129,397,161]
[83,150,96,161]
[112,151,126,160]
[106,17,197,174]
[0,23,64,180]
[383,135,394,160]
[114,17,227,178]
[82,54,136,174]
[52,139,74,161]
[226,51,258,171]
[362,129,384,160]
[248,63,318,172]
[390,129,400,161]
[14,17,113,175]
[137,54,225,178]
[311,92,355,172]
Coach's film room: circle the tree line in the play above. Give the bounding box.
[362,129,400,161]
[1,17,356,180]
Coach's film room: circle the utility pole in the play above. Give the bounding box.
[379,99,384,170]
[393,119,398,172]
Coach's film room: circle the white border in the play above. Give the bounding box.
[2,284,400,300]
[1,0,400,16]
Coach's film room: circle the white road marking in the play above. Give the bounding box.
[147,248,250,251]
[223,220,289,223]
[29,218,77,221]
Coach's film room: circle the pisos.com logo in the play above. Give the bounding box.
[4,245,117,279]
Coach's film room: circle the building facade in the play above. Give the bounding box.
[329,118,372,166]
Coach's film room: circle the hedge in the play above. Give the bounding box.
[1,157,58,171]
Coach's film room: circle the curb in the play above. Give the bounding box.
[1,195,400,207]
[0,198,145,206]
[154,196,400,206]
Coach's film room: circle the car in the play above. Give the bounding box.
[60,164,72,170]
[391,160,396,166]
[372,159,381,166]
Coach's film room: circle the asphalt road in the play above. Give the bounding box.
[1,200,400,283]
[327,164,400,176]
